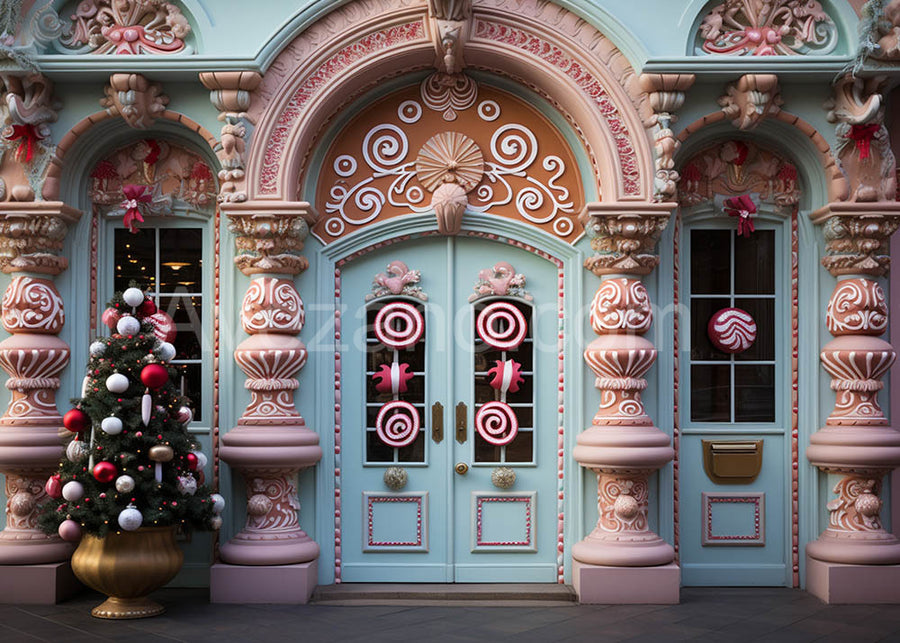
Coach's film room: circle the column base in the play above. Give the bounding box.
[573,560,680,604]
[806,556,900,604]
[210,560,317,604]
[0,562,82,604]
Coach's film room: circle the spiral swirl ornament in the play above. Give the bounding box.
[707,307,757,354]
[476,302,527,351]
[374,302,424,350]
[475,401,519,446]
[375,400,421,448]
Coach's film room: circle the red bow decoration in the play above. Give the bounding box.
[121,184,151,233]
[723,194,756,237]
[5,124,43,163]
[848,124,880,160]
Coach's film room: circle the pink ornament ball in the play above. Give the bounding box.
[58,519,82,542]
[147,311,177,343]
[185,452,198,471]
[707,307,758,355]
[63,408,90,433]
[92,461,117,484]
[141,363,168,389]
[45,474,63,499]
[101,307,121,330]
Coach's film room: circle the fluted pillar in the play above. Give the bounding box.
[806,203,900,603]
[572,203,679,604]
[0,203,81,602]
[211,201,322,604]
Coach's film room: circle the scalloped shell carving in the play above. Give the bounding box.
[415,132,484,192]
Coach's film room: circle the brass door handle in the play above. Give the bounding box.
[432,402,444,443]
[456,402,467,444]
[455,462,469,475]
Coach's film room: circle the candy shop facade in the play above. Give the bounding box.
[2,0,900,605]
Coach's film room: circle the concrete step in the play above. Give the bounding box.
[312,583,577,606]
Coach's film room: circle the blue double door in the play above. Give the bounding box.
[340,236,560,582]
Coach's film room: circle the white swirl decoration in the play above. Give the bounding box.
[826,278,888,336]
[420,72,478,120]
[364,124,409,172]
[374,302,425,350]
[376,400,420,448]
[590,278,652,335]
[397,100,422,124]
[334,155,357,177]
[476,302,528,351]
[1,277,65,334]
[241,278,305,334]
[490,124,538,173]
[475,402,519,446]
[707,307,757,354]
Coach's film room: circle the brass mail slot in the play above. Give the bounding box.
[702,440,763,484]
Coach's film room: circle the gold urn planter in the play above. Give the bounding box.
[71,526,183,619]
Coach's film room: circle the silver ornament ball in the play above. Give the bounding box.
[89,341,106,357]
[117,504,143,531]
[114,475,135,493]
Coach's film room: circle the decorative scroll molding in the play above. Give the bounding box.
[856,0,900,65]
[316,81,580,242]
[678,140,800,208]
[367,260,427,301]
[55,0,192,55]
[825,76,895,203]
[810,203,900,277]
[718,74,783,131]
[89,138,215,221]
[199,71,262,205]
[224,202,316,276]
[696,0,838,56]
[100,73,168,130]
[0,203,80,275]
[469,261,530,302]
[580,204,671,276]
[427,0,471,74]
[640,74,695,203]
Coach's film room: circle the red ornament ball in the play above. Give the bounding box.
[147,311,177,343]
[101,307,121,330]
[139,298,157,316]
[63,408,90,433]
[141,363,169,389]
[92,461,117,484]
[185,452,199,471]
[707,307,758,355]
[45,474,63,499]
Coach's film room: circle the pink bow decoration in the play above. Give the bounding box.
[373,363,414,396]
[723,194,757,237]
[5,124,43,163]
[487,360,524,395]
[121,184,151,233]
[848,124,880,161]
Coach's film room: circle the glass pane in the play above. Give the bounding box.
[158,296,202,360]
[691,364,730,422]
[734,298,774,361]
[366,430,394,463]
[505,430,533,463]
[691,297,731,361]
[114,228,155,292]
[735,230,775,294]
[475,435,501,463]
[397,428,425,462]
[735,365,775,422]
[691,230,730,294]
[159,228,202,292]
[173,362,202,423]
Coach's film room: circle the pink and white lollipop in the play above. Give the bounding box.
[374,302,424,350]
[475,401,519,446]
[375,400,420,447]
[476,302,527,351]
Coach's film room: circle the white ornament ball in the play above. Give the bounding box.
[177,406,193,424]
[210,515,223,530]
[193,451,208,470]
[123,288,145,308]
[66,439,89,463]
[106,373,129,393]
[62,480,84,502]
[100,416,123,435]
[117,504,143,531]
[115,475,135,493]
[116,315,141,336]
[211,493,225,514]
[157,342,176,362]
[177,475,198,496]
[89,341,106,357]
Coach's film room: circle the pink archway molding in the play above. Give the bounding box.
[245,0,654,204]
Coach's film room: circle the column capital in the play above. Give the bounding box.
[0,202,82,275]
[223,201,318,276]
[579,202,674,276]
[809,202,900,277]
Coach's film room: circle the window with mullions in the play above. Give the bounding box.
[689,228,776,423]
[114,227,204,422]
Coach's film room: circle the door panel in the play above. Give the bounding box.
[340,236,558,582]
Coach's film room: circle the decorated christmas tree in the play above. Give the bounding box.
[40,287,222,540]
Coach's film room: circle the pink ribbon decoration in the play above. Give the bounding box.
[723,194,757,237]
[5,124,43,163]
[487,359,524,394]
[848,124,879,161]
[372,363,414,396]
[120,184,151,233]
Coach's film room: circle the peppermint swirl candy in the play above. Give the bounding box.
[476,302,527,351]
[707,307,757,354]
[374,302,424,349]
[375,401,420,448]
[475,401,519,446]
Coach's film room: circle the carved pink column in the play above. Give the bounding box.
[806,204,900,603]
[0,203,82,602]
[572,204,679,604]
[211,202,322,604]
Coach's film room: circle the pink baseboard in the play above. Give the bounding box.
[209,560,318,604]
[0,562,81,604]
[807,556,900,603]
[573,560,680,604]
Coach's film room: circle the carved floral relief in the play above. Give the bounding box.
[315,78,582,243]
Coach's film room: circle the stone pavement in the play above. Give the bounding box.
[2,586,900,642]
